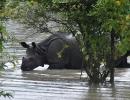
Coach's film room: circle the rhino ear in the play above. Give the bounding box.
[20,42,30,48]
[32,42,36,48]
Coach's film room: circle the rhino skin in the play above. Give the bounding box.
[20,33,83,71]
[20,32,130,71]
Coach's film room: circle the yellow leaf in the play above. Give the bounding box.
[115,0,121,6]
[126,15,130,21]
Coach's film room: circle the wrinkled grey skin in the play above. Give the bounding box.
[20,33,83,71]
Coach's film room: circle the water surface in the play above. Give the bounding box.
[0,67,130,100]
[0,20,130,100]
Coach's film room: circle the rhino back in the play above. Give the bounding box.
[37,33,82,69]
[47,38,70,65]
[47,33,82,68]
[66,37,82,69]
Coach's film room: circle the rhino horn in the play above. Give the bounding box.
[20,42,30,48]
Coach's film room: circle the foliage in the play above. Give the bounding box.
[0,90,13,98]
[5,0,130,83]
[0,0,7,68]
[0,0,18,66]
[0,0,13,98]
[90,0,130,54]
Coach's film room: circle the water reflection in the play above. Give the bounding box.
[0,67,130,100]
[1,20,130,100]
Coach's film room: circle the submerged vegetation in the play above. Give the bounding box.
[0,90,13,98]
[6,0,130,83]
[4,0,130,84]
[0,0,129,98]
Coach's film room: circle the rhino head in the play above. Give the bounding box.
[20,42,46,71]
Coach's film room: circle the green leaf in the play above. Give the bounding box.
[0,40,3,52]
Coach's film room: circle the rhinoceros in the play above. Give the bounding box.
[20,32,130,71]
[20,33,83,71]
[115,51,130,68]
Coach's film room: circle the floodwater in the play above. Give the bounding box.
[0,20,130,100]
[0,67,130,100]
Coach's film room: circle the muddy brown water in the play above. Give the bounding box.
[0,20,130,100]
